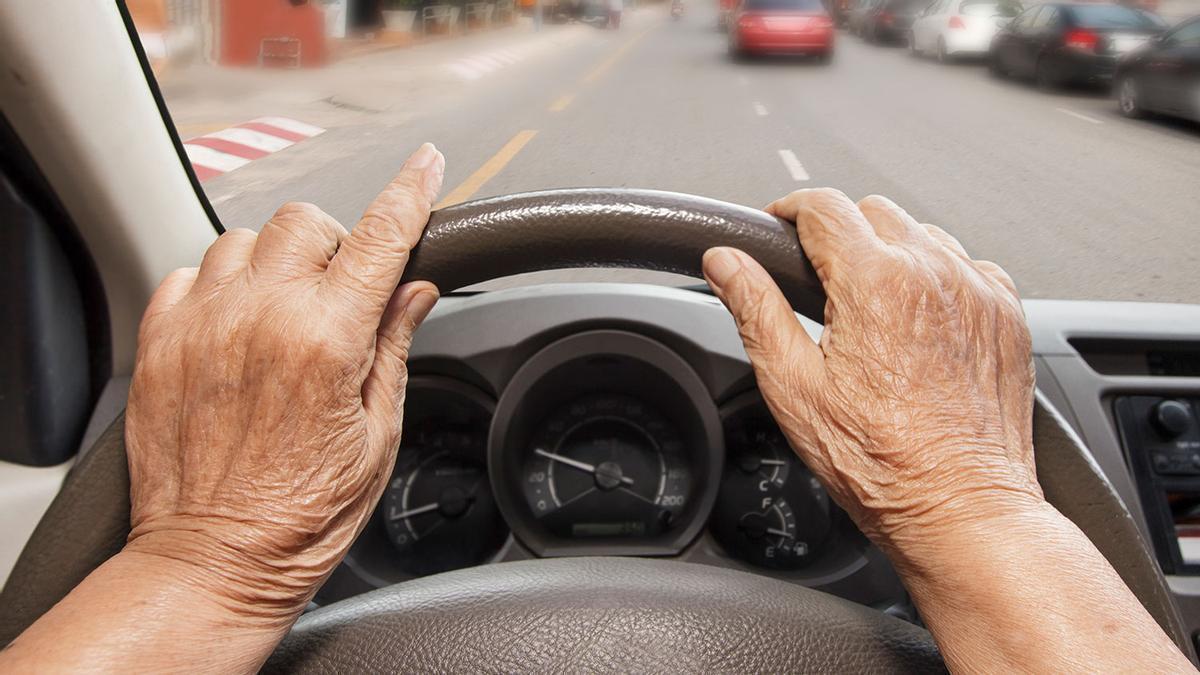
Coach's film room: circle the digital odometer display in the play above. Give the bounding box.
[521,395,692,540]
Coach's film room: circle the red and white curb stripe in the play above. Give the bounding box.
[184,117,325,181]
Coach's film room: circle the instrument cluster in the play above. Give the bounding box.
[322,329,869,603]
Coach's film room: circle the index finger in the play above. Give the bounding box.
[324,143,445,321]
[765,188,885,281]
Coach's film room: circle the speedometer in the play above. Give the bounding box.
[522,395,691,539]
[488,329,724,558]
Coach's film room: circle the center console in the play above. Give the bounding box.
[1116,396,1200,575]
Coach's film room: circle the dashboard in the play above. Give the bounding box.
[317,282,903,611]
[315,282,1200,631]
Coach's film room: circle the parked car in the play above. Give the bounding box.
[728,0,836,60]
[856,0,933,44]
[989,3,1166,88]
[909,0,1023,61]
[1115,15,1200,122]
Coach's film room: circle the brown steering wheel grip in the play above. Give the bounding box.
[401,188,827,320]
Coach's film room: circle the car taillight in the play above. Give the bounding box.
[738,15,761,28]
[815,15,834,27]
[948,15,965,29]
[880,11,893,23]
[1063,28,1098,52]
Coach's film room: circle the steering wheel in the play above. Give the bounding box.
[0,190,1189,671]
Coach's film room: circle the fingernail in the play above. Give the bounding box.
[703,247,742,292]
[404,288,439,327]
[404,142,438,170]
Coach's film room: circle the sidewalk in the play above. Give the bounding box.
[159,20,591,138]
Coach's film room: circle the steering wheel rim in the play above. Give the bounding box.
[0,189,1190,669]
[400,188,827,320]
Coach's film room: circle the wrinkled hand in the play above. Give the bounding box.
[125,144,444,621]
[702,189,1042,553]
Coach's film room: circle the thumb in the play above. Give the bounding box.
[702,247,825,401]
[362,280,439,452]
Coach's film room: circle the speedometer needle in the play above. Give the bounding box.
[388,502,440,521]
[535,448,635,485]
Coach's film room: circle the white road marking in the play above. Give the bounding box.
[445,29,586,82]
[182,143,251,172]
[737,74,750,85]
[1054,107,1103,125]
[250,116,325,137]
[753,102,769,116]
[207,127,294,152]
[777,149,810,181]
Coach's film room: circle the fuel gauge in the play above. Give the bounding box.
[711,398,832,570]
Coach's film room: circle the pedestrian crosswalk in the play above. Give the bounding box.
[183,117,325,182]
[444,29,585,81]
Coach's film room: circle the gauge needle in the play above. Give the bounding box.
[389,502,440,521]
[766,527,793,539]
[760,459,787,466]
[535,448,635,485]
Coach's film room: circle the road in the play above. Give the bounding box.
[182,4,1200,303]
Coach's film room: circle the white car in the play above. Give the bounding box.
[908,0,1022,61]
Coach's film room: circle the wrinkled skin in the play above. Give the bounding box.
[702,190,1193,673]
[124,143,444,619]
[701,189,1042,550]
[5,177,1191,674]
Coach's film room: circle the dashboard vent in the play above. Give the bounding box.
[1070,338,1200,377]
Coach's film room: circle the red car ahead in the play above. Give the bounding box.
[728,0,836,61]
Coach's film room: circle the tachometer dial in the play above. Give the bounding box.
[711,400,832,569]
[522,395,692,540]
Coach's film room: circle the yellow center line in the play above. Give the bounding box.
[583,26,652,84]
[434,130,539,209]
[548,93,575,112]
[547,25,653,113]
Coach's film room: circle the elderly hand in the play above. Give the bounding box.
[701,188,1042,554]
[123,143,444,621]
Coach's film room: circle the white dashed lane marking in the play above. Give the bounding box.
[753,102,768,116]
[1054,107,1103,125]
[778,149,810,181]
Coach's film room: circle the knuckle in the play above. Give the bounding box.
[804,187,853,208]
[856,194,892,214]
[273,201,326,222]
[351,212,416,257]
[223,227,258,243]
[286,327,359,380]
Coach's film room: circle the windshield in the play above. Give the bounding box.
[138,0,1193,303]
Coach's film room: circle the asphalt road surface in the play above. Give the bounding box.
[185,5,1200,303]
